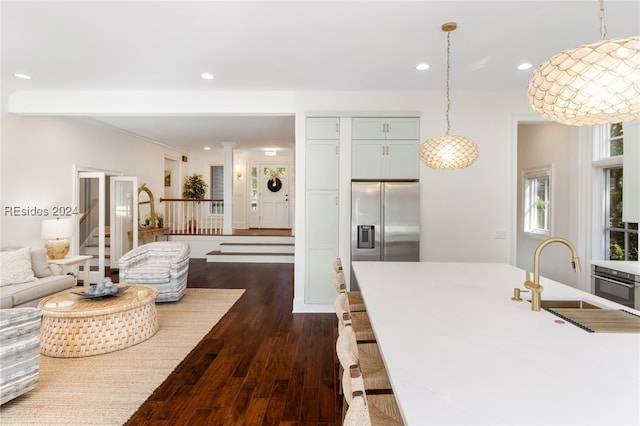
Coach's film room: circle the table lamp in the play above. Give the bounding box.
[41,218,73,259]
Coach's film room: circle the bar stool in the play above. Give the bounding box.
[336,324,392,392]
[334,270,366,312]
[334,292,375,343]
[342,334,403,426]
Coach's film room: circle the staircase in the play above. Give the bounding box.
[206,234,294,263]
[80,227,110,272]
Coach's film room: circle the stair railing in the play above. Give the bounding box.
[159,198,224,235]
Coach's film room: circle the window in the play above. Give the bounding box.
[210,165,224,214]
[596,123,638,261]
[250,166,258,212]
[523,166,551,236]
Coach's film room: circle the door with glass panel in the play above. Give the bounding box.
[110,177,138,268]
[77,172,107,283]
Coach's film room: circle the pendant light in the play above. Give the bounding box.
[420,22,478,170]
[527,0,640,126]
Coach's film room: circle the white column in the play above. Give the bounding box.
[220,142,235,235]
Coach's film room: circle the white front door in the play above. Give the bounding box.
[259,165,290,228]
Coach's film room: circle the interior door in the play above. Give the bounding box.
[110,177,138,268]
[259,164,290,228]
[78,171,106,283]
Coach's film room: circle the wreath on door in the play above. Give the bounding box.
[267,172,282,192]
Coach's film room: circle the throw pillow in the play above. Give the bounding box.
[0,247,36,286]
[31,248,53,278]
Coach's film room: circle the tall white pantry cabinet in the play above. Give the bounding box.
[304,115,420,305]
[305,117,340,304]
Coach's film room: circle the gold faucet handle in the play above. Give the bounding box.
[571,256,581,273]
[511,287,530,301]
[525,270,531,282]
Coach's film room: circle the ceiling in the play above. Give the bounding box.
[2,1,639,153]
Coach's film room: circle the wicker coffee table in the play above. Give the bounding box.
[37,284,159,358]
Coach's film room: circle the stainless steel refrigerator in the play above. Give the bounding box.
[351,181,420,289]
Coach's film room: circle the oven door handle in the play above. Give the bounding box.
[591,275,636,288]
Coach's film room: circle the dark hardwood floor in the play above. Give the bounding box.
[121,260,341,426]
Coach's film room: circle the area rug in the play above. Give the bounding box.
[0,288,245,425]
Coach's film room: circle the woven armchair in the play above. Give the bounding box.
[119,242,190,302]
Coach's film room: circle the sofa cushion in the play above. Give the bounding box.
[0,275,75,309]
[30,249,52,278]
[0,247,35,287]
[124,266,171,284]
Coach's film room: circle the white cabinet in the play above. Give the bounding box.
[305,117,340,304]
[305,190,339,304]
[352,140,419,179]
[623,119,639,223]
[352,117,420,179]
[306,140,339,189]
[306,117,340,140]
[352,117,420,140]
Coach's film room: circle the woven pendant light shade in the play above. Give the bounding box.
[420,135,478,170]
[420,22,478,170]
[528,36,640,126]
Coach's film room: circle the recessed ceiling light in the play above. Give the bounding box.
[264,150,277,157]
[201,73,214,80]
[517,63,533,71]
[416,63,430,71]
[14,73,31,79]
[204,146,211,151]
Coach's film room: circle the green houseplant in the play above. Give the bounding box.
[182,173,208,231]
[182,173,208,200]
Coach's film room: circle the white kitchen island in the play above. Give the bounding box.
[351,262,640,426]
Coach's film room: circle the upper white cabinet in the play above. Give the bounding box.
[306,117,340,140]
[352,117,420,140]
[623,119,639,223]
[306,117,339,190]
[352,117,420,179]
[352,140,419,179]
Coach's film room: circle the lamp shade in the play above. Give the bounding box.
[528,36,640,126]
[420,135,479,170]
[41,218,73,240]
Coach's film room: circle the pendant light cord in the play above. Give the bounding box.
[445,30,451,135]
[599,0,607,40]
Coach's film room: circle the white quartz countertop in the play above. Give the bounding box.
[590,260,640,276]
[352,261,640,426]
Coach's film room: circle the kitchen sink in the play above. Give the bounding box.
[538,300,640,333]
[540,299,602,310]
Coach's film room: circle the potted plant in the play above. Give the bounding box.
[182,173,208,231]
[154,212,164,228]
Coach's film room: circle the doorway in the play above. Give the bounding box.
[258,164,291,229]
[76,169,138,280]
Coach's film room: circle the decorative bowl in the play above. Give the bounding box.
[72,285,129,300]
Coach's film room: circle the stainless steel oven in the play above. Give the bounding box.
[591,265,640,310]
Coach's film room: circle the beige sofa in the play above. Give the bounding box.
[0,247,76,309]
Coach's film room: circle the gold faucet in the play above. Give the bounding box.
[523,237,581,311]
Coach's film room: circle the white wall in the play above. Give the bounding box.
[516,123,579,288]
[0,113,185,250]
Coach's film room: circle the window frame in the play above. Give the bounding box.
[592,123,638,261]
[209,164,224,214]
[522,164,553,238]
